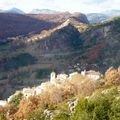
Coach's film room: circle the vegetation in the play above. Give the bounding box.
[0,16,120,119]
[36,68,52,79]
[113,17,120,33]
[3,53,36,71]
[26,108,46,120]
[0,43,11,52]
[9,92,23,106]
[0,67,120,120]
[105,67,120,86]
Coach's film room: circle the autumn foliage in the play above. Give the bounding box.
[105,67,120,86]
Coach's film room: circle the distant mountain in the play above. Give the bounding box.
[103,10,120,17]
[87,13,109,23]
[87,9,120,23]
[30,9,60,14]
[0,8,25,14]
[6,8,25,14]
[0,9,3,12]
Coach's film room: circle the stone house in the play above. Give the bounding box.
[22,88,36,98]
[57,73,68,81]
[81,70,102,80]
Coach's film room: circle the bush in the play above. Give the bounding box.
[105,67,120,86]
[53,102,70,120]
[26,108,45,120]
[110,99,120,120]
[70,87,120,120]
[53,112,70,120]
[9,93,23,106]
[70,98,91,120]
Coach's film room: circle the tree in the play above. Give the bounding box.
[105,67,120,86]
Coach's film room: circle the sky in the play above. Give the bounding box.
[0,0,120,13]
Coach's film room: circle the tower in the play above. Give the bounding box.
[50,71,56,83]
[81,70,86,76]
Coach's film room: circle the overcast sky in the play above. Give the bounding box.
[0,0,120,13]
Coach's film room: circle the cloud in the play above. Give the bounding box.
[83,0,106,4]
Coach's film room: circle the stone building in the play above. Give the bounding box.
[81,70,102,80]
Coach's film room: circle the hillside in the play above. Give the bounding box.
[19,16,120,71]
[0,13,57,39]
[0,67,120,120]
[0,12,88,39]
[0,16,120,99]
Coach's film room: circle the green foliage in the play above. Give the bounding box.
[93,104,109,120]
[0,115,3,120]
[113,17,120,33]
[70,87,120,120]
[10,86,119,120]
[9,93,23,106]
[26,108,46,120]
[4,53,36,71]
[110,99,120,120]
[53,112,70,120]
[53,102,70,120]
[70,98,93,120]
[36,68,52,79]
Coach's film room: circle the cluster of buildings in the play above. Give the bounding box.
[0,70,102,107]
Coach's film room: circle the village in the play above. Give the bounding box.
[0,70,102,107]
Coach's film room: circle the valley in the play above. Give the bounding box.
[0,3,120,119]
[0,12,120,100]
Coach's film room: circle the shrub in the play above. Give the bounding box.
[9,93,23,106]
[26,108,45,120]
[70,98,91,120]
[53,102,70,120]
[53,112,70,120]
[105,67,120,86]
[110,99,120,120]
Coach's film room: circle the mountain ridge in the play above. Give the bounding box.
[0,12,89,39]
[30,9,61,14]
[0,7,25,14]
